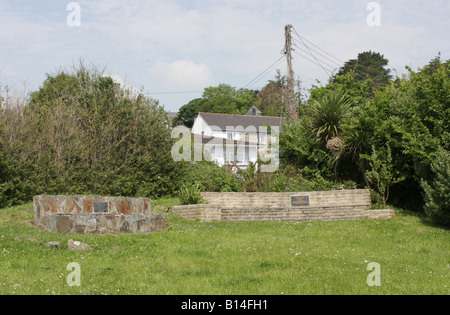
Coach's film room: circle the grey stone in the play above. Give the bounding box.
[67,239,93,251]
[45,241,60,248]
[120,221,130,233]
[56,216,74,233]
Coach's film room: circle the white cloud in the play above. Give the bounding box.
[151,60,214,91]
[108,73,141,95]
[0,0,449,111]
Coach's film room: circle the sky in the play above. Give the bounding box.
[0,0,449,112]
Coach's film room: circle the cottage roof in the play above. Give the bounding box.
[198,112,285,131]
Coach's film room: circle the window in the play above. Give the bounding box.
[258,133,267,145]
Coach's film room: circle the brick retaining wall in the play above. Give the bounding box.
[172,190,396,222]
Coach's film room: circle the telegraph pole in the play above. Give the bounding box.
[284,24,297,119]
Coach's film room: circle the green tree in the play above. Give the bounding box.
[310,71,372,108]
[334,51,392,91]
[362,145,406,206]
[421,147,450,227]
[0,139,12,208]
[173,98,206,128]
[202,84,258,114]
[282,55,448,218]
[341,120,373,188]
[307,70,377,186]
[202,83,239,99]
[280,118,333,180]
[343,56,448,210]
[1,63,182,204]
[257,71,288,117]
[174,84,259,128]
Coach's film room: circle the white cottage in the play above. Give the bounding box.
[191,112,285,169]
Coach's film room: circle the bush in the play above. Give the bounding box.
[0,150,13,208]
[362,145,406,206]
[421,147,450,227]
[178,182,205,205]
[0,63,181,206]
[181,161,243,193]
[0,93,35,207]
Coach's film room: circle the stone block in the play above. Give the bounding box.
[83,199,93,214]
[116,200,132,214]
[56,215,74,233]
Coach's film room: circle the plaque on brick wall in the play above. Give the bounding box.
[291,195,310,207]
[93,201,109,213]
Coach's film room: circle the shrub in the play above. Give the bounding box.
[179,182,205,205]
[181,161,243,193]
[421,147,450,227]
[362,145,406,206]
[235,162,258,192]
[0,149,13,208]
[0,63,181,206]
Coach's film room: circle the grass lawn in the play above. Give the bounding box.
[0,198,448,295]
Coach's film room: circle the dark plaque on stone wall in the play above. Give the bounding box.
[93,201,109,213]
[291,195,310,207]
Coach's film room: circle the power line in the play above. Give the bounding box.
[243,55,286,89]
[144,56,286,96]
[292,42,337,75]
[144,27,351,97]
[291,37,342,68]
[292,50,336,76]
[294,41,332,77]
[282,26,345,80]
[290,27,384,82]
[294,38,342,67]
[291,27,345,65]
[290,27,383,81]
[290,57,317,84]
[291,39,339,69]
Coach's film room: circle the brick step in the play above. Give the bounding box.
[173,205,396,222]
[203,196,368,203]
[221,207,368,212]
[221,215,304,222]
[218,200,369,207]
[221,215,367,222]
[221,212,368,222]
[216,198,369,201]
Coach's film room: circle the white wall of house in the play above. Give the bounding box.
[206,143,259,167]
[191,113,279,169]
[191,115,207,136]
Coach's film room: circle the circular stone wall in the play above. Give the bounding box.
[33,195,168,234]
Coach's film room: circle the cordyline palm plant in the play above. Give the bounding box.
[341,125,373,188]
[309,89,353,143]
